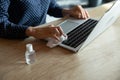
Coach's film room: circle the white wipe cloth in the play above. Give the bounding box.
[46,35,68,48]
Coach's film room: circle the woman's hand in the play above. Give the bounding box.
[26,25,65,41]
[62,5,90,19]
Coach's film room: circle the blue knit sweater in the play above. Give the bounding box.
[0,0,63,39]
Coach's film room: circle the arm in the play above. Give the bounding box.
[47,0,63,17]
[0,0,28,39]
[47,0,89,19]
[0,0,64,40]
[26,25,65,41]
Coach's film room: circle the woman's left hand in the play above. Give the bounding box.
[62,5,90,19]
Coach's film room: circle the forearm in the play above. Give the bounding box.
[0,0,29,39]
[47,0,63,17]
[0,20,28,39]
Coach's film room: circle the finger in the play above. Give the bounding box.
[57,27,68,39]
[55,27,61,37]
[51,34,60,41]
[85,10,90,18]
[83,9,87,19]
[83,10,89,19]
[77,5,85,19]
[56,26,65,36]
[82,9,88,19]
[50,27,61,38]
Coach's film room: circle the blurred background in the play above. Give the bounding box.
[56,0,114,8]
[46,0,114,22]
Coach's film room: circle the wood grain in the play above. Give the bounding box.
[0,2,120,80]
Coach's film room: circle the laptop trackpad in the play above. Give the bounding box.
[59,20,79,34]
[59,19,86,34]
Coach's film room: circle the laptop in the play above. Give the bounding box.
[58,0,120,52]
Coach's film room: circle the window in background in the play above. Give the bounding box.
[56,0,89,8]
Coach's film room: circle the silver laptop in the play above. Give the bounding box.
[58,0,120,52]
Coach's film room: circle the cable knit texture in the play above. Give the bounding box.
[0,0,63,39]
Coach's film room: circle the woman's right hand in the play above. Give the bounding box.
[26,25,65,41]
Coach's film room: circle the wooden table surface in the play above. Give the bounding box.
[0,2,120,80]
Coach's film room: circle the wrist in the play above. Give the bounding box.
[62,9,71,17]
[26,26,35,37]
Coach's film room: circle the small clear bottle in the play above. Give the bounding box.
[25,44,36,64]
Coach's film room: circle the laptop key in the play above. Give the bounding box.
[62,19,98,48]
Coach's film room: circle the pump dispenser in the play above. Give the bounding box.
[25,44,36,64]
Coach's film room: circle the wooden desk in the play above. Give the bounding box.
[0,2,120,80]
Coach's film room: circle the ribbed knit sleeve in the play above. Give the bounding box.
[47,0,63,17]
[0,0,28,39]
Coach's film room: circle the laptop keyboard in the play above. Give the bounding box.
[62,19,98,48]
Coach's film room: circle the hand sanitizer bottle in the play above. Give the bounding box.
[25,44,36,64]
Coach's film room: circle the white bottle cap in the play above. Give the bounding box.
[26,44,34,52]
